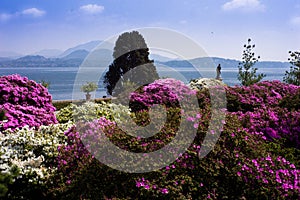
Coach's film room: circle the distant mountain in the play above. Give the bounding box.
[150,54,177,62]
[159,57,290,70]
[0,40,291,71]
[0,54,83,68]
[33,49,63,58]
[0,55,53,68]
[0,51,23,58]
[61,50,89,61]
[0,53,291,70]
[16,55,48,62]
[59,40,101,58]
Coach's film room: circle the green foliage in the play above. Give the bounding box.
[237,38,266,86]
[53,98,112,111]
[279,87,300,111]
[104,31,159,95]
[52,100,74,111]
[283,51,300,86]
[0,165,19,197]
[80,82,98,94]
[55,159,138,200]
[55,101,130,123]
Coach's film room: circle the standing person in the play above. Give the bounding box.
[216,64,222,80]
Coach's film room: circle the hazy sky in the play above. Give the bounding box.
[0,0,299,61]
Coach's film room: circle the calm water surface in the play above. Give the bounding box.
[0,66,289,100]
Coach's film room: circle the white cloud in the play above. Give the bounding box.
[80,4,104,14]
[0,13,12,22]
[21,8,46,17]
[222,0,265,12]
[290,16,300,26]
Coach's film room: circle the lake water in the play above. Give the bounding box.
[0,66,289,100]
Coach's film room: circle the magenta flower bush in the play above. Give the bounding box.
[236,107,300,148]
[226,81,300,149]
[51,79,299,199]
[1,76,294,199]
[237,155,300,197]
[55,112,299,199]
[57,117,116,181]
[130,78,197,111]
[0,74,57,130]
[226,80,299,112]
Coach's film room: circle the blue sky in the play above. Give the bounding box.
[0,0,299,61]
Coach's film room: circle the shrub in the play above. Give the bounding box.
[0,166,19,198]
[0,74,57,131]
[236,107,300,149]
[54,118,137,199]
[279,87,300,111]
[225,81,300,149]
[55,101,130,123]
[54,110,300,199]
[0,122,72,199]
[2,75,298,199]
[129,78,197,111]
[226,80,299,112]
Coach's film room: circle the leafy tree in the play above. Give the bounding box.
[237,38,266,86]
[283,51,300,86]
[104,31,159,95]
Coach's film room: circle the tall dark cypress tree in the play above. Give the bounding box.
[104,31,159,95]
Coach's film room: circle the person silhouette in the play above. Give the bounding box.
[216,64,222,80]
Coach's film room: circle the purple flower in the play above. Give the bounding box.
[161,188,169,194]
[0,74,57,131]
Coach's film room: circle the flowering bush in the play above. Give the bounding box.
[56,101,131,124]
[52,79,300,199]
[237,155,300,198]
[130,78,197,111]
[1,75,299,199]
[0,122,72,199]
[54,110,300,199]
[55,118,140,199]
[237,107,300,149]
[226,81,300,149]
[226,80,299,112]
[0,74,57,130]
[0,165,19,197]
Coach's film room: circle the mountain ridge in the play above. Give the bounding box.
[59,40,101,58]
[0,54,291,70]
[0,41,291,70]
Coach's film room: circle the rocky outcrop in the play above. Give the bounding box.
[188,78,227,91]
